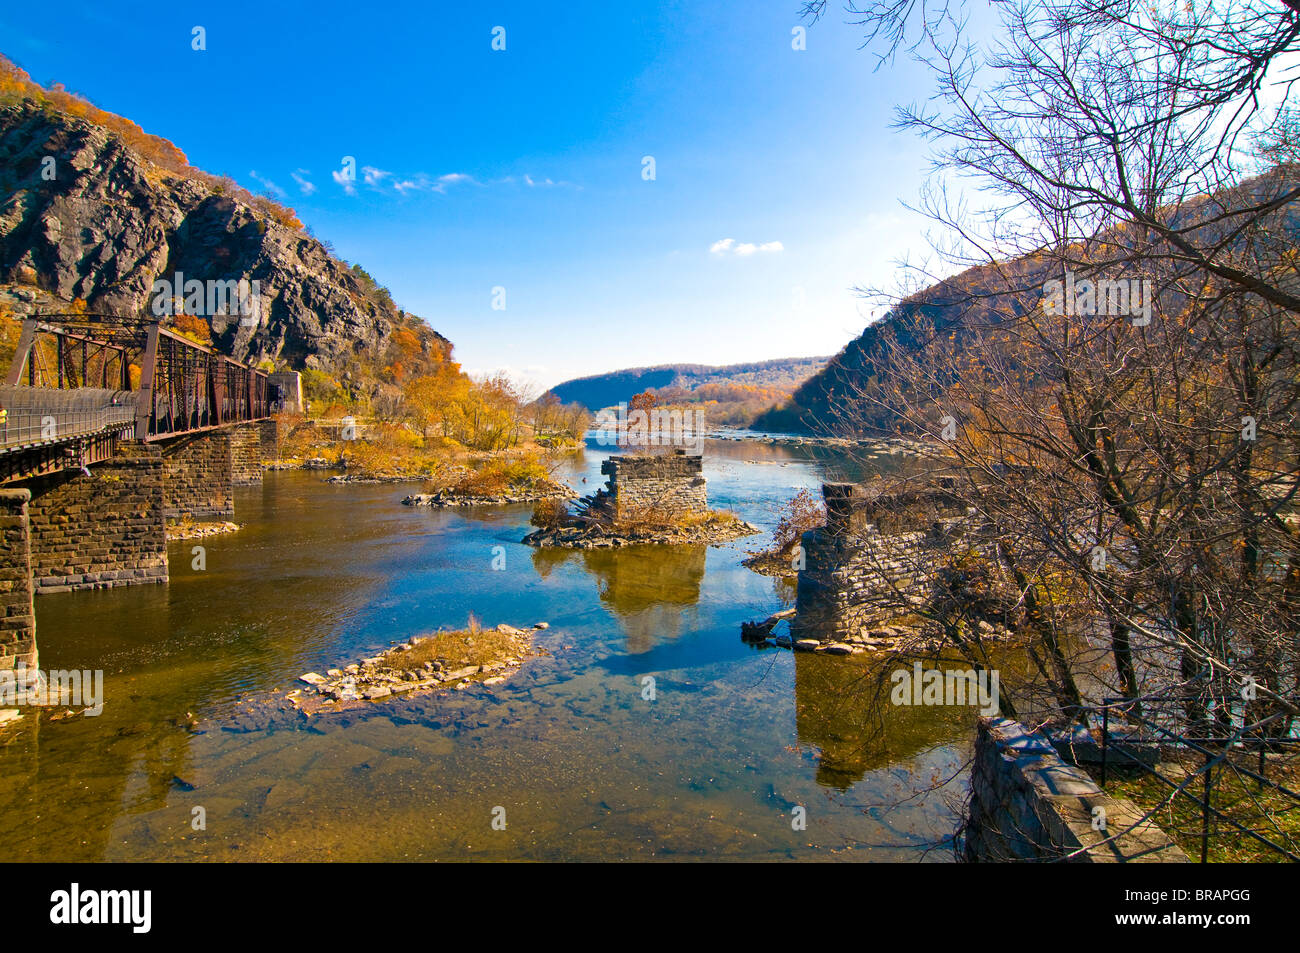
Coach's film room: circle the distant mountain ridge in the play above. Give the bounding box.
[547,355,832,414]
[751,256,1052,435]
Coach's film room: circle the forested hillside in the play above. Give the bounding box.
[547,355,830,427]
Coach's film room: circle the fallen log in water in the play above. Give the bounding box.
[740,607,795,642]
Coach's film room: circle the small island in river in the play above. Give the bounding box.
[523,449,758,549]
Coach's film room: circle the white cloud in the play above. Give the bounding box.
[324,167,565,197]
[431,173,475,193]
[711,238,783,256]
[291,169,317,195]
[352,171,478,194]
[249,171,285,198]
[509,173,575,189]
[331,169,356,195]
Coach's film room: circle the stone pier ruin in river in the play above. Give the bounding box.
[789,481,1007,647]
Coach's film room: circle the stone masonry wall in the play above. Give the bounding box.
[23,442,168,593]
[0,489,36,672]
[231,419,278,485]
[792,525,942,639]
[965,716,1187,862]
[792,482,974,642]
[601,450,707,521]
[160,430,234,519]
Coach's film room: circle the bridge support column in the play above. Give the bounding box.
[160,431,234,520]
[791,482,972,643]
[22,443,168,593]
[0,489,37,673]
[230,420,278,486]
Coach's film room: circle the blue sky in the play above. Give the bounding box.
[2,0,940,390]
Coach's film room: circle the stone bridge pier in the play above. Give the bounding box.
[159,420,278,520]
[0,489,37,675]
[160,430,233,521]
[0,420,277,683]
[21,442,168,594]
[790,481,973,643]
[1,420,277,600]
[230,419,279,486]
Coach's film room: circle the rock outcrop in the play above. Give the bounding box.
[0,99,448,392]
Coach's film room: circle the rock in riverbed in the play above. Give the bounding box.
[403,486,576,508]
[289,622,549,714]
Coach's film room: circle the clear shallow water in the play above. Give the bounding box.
[0,439,972,861]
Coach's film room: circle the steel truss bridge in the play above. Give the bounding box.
[0,312,275,483]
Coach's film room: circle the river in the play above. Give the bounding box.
[0,437,974,861]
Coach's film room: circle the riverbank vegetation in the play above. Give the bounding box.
[273,413,571,498]
[300,347,587,451]
[279,346,590,492]
[743,488,826,576]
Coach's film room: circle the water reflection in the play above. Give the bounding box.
[0,669,204,860]
[792,652,973,790]
[533,544,706,653]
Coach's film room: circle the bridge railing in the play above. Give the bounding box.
[4,314,275,442]
[0,386,137,450]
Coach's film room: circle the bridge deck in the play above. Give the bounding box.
[0,386,137,451]
[0,312,279,483]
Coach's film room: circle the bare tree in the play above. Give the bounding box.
[801,0,1300,734]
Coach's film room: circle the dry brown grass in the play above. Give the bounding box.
[608,505,748,534]
[387,619,529,674]
[1106,754,1300,863]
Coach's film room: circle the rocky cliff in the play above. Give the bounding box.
[0,95,448,395]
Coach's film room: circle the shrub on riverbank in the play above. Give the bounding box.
[530,496,572,530]
[450,454,552,497]
[743,488,826,575]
